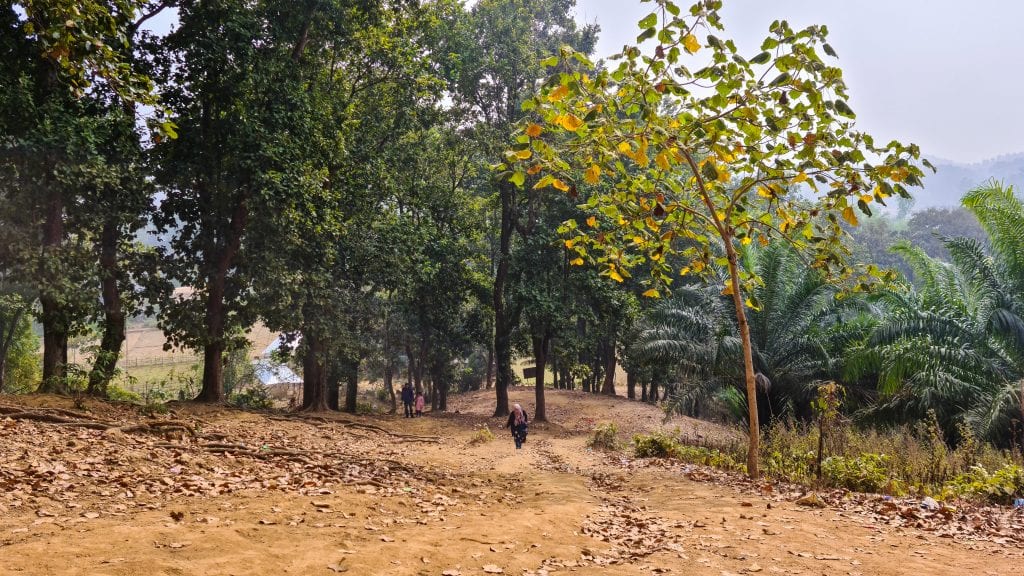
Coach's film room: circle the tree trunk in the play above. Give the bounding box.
[344,359,359,414]
[196,194,248,403]
[385,361,396,415]
[301,332,328,411]
[88,220,126,397]
[648,378,658,404]
[724,235,761,479]
[327,361,341,411]
[601,338,616,396]
[626,370,636,400]
[39,188,67,392]
[640,377,648,402]
[485,341,494,389]
[532,332,549,422]
[0,309,20,393]
[492,181,514,417]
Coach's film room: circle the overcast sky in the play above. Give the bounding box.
[575,0,1023,164]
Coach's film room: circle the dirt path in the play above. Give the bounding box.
[1,390,1021,575]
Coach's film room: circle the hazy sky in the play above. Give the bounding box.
[575,0,1023,164]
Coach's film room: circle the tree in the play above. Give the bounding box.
[1,1,164,392]
[850,182,1024,444]
[446,0,598,416]
[502,0,926,476]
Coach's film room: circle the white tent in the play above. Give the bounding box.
[253,359,302,386]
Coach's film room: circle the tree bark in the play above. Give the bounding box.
[724,234,761,479]
[88,220,126,397]
[648,378,658,404]
[196,196,248,402]
[301,332,328,411]
[532,332,549,422]
[626,370,636,400]
[601,337,616,396]
[327,361,341,411]
[344,358,358,414]
[39,188,67,392]
[0,308,22,393]
[492,181,514,417]
[485,340,494,389]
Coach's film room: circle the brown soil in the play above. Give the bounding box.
[1,388,1020,576]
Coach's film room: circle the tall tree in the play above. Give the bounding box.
[446,0,598,416]
[503,0,925,476]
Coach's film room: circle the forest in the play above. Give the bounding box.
[2,0,1024,543]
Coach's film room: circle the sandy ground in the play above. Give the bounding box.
[0,388,1020,576]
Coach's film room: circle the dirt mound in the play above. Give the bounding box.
[0,392,1020,576]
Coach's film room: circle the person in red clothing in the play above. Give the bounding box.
[504,403,529,449]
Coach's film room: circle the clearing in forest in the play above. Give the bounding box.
[0,389,1021,576]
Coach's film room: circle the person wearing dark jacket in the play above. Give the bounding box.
[505,403,529,449]
[401,383,415,418]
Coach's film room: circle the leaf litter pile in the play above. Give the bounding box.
[0,399,446,537]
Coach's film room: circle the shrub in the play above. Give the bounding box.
[107,385,142,404]
[228,386,274,410]
[945,464,1024,504]
[674,444,744,471]
[469,425,495,445]
[589,422,619,450]
[633,431,682,458]
[821,453,899,494]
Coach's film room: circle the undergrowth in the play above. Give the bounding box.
[629,415,1024,505]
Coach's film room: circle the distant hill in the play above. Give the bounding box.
[914,153,1024,209]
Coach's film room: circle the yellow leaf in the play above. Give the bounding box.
[514,149,532,159]
[717,168,730,183]
[525,123,542,138]
[584,164,601,185]
[692,260,705,272]
[570,257,584,266]
[683,33,700,54]
[842,206,859,226]
[557,114,584,131]
[721,283,735,296]
[757,186,772,198]
[635,150,650,167]
[859,194,874,204]
[617,141,632,154]
[564,238,576,249]
[679,266,691,276]
[548,84,569,102]
[609,269,624,282]
[791,172,808,184]
[552,179,571,192]
[642,289,661,298]
[527,164,542,175]
[741,236,752,245]
[655,152,670,170]
[586,215,597,228]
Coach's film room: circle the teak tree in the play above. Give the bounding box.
[501,0,927,477]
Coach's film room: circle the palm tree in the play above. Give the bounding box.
[850,182,1024,442]
[628,243,864,423]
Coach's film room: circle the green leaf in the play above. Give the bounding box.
[768,72,791,87]
[509,171,525,187]
[539,55,559,68]
[636,28,657,43]
[750,51,771,64]
[638,12,658,29]
[823,43,837,58]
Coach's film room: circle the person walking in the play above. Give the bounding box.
[504,403,529,449]
[401,383,415,418]
[414,391,425,417]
